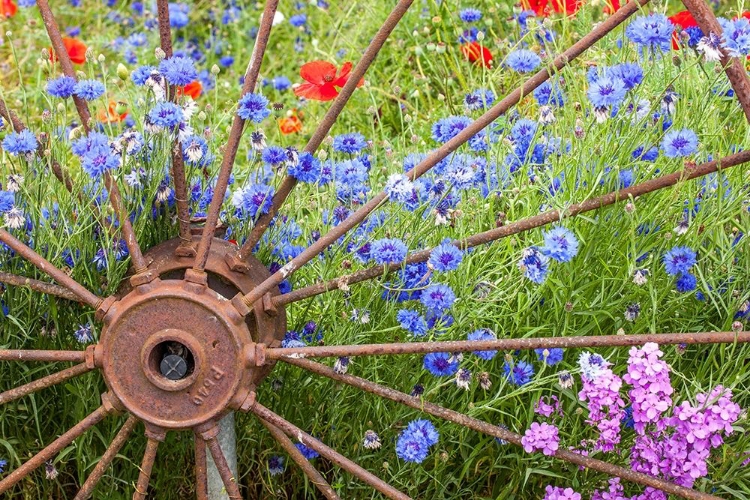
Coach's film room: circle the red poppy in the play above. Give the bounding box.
[178,80,202,99]
[522,0,580,17]
[279,114,303,135]
[460,42,493,68]
[1,0,17,18]
[668,11,698,50]
[293,61,363,102]
[742,12,750,21]
[97,100,128,124]
[49,37,87,65]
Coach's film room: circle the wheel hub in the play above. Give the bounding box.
[96,237,286,430]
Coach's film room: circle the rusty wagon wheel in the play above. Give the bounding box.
[0,0,749,498]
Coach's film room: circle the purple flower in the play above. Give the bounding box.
[578,366,626,452]
[623,343,673,434]
[543,485,581,500]
[521,422,559,456]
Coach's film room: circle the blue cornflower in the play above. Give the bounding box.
[397,309,428,337]
[663,246,696,276]
[503,359,534,386]
[587,76,626,108]
[675,272,697,293]
[464,89,494,111]
[158,56,198,86]
[419,284,456,313]
[423,352,459,377]
[533,81,565,107]
[219,55,234,68]
[535,348,564,366]
[295,442,320,459]
[289,13,307,27]
[232,183,275,219]
[632,145,659,162]
[148,102,184,129]
[74,323,94,343]
[71,132,109,157]
[333,133,367,154]
[2,130,38,156]
[719,17,750,57]
[370,238,407,265]
[237,93,271,123]
[428,240,463,272]
[82,150,119,178]
[541,226,579,263]
[626,13,674,52]
[519,247,549,284]
[168,3,190,28]
[0,191,14,213]
[288,152,320,183]
[271,76,291,91]
[262,145,287,166]
[459,8,482,23]
[131,65,157,85]
[268,456,284,476]
[467,328,497,360]
[385,173,414,203]
[0,458,6,473]
[395,430,429,463]
[661,128,698,158]
[405,419,439,447]
[432,115,472,143]
[622,407,635,430]
[46,76,77,98]
[505,49,541,73]
[73,80,105,101]
[607,63,643,91]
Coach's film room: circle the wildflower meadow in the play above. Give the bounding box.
[0,0,749,499]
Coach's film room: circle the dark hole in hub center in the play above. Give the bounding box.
[156,341,195,381]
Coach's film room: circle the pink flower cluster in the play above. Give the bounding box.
[535,395,563,418]
[578,362,625,452]
[623,343,673,433]
[543,485,581,500]
[521,422,559,456]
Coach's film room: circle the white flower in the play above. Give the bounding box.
[697,32,723,62]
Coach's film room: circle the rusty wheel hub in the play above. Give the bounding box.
[96,237,286,430]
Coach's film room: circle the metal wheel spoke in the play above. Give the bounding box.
[235,0,650,313]
[274,147,750,307]
[267,331,750,360]
[0,229,103,309]
[133,434,162,500]
[260,419,340,500]
[238,0,415,256]
[0,349,88,362]
[682,0,750,121]
[282,358,721,500]
[0,362,93,406]
[194,434,209,500]
[0,405,110,494]
[204,430,242,499]
[74,415,139,500]
[0,271,81,302]
[156,0,192,250]
[249,403,411,500]
[192,0,279,273]
[36,0,149,275]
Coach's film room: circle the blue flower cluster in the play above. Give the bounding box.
[625,13,674,52]
[719,17,750,57]
[72,132,119,179]
[395,419,439,464]
[663,246,698,293]
[519,226,579,284]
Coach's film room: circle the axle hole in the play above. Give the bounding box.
[152,341,195,381]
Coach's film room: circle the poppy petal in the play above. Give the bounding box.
[2,0,17,18]
[294,82,339,101]
[300,61,337,86]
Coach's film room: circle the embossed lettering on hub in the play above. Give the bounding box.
[191,366,225,406]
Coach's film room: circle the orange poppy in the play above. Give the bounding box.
[460,42,493,68]
[293,61,364,101]
[49,37,87,65]
[178,80,202,99]
[668,11,699,50]
[279,115,303,135]
[97,100,128,124]
[1,0,17,18]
